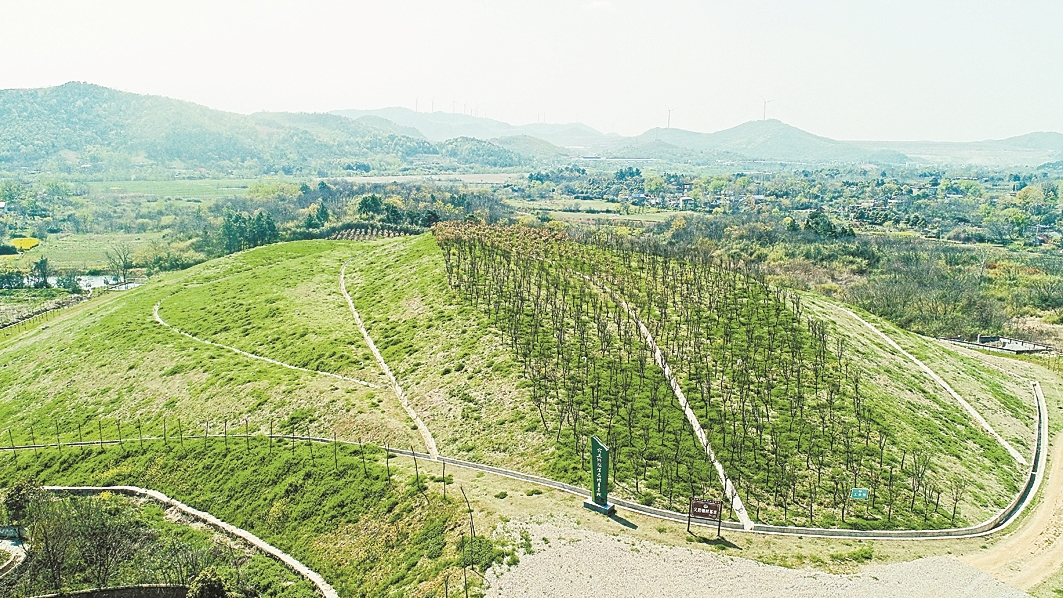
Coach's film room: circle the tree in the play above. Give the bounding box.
[3,479,43,541]
[803,209,837,237]
[26,495,77,591]
[358,194,383,217]
[188,567,228,598]
[105,243,135,284]
[74,495,151,588]
[29,257,51,288]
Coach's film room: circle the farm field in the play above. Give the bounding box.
[84,178,265,200]
[1,232,165,271]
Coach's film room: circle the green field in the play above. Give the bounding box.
[84,178,272,200]
[2,232,165,271]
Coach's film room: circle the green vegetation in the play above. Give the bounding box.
[0,480,315,598]
[0,439,506,597]
[434,223,1024,529]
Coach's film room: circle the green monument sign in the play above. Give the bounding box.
[584,435,616,515]
[850,487,870,500]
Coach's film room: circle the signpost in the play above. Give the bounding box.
[583,436,616,515]
[850,488,870,500]
[688,497,723,536]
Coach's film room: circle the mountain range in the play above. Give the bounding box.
[1,82,1061,176]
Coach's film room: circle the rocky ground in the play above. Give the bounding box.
[484,520,1028,598]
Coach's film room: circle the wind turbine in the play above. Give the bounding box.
[666,106,674,129]
[760,96,775,121]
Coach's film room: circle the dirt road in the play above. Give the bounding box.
[965,430,1063,590]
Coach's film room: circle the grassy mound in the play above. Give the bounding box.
[0,233,1044,531]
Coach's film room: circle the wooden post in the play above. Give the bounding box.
[224,419,228,452]
[138,419,143,449]
[460,485,475,537]
[360,436,367,477]
[117,419,122,447]
[30,426,37,459]
[462,533,469,598]
[412,446,424,496]
[268,420,272,454]
[163,419,167,445]
[291,424,295,457]
[442,459,447,498]
[56,422,62,455]
[245,419,249,452]
[98,419,104,449]
[78,422,83,447]
[8,429,15,464]
[333,431,338,472]
[179,419,184,447]
[204,420,208,449]
[385,444,391,484]
[687,496,692,535]
[308,426,314,466]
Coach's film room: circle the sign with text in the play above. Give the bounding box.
[591,435,610,506]
[584,436,615,515]
[690,498,722,521]
[850,488,870,500]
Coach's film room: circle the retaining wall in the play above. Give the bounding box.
[30,585,186,598]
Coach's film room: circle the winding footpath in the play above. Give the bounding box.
[836,304,1027,466]
[339,259,439,458]
[153,300,381,389]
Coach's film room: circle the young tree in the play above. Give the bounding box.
[29,257,52,288]
[74,495,151,588]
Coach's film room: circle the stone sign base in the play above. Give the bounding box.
[583,499,616,516]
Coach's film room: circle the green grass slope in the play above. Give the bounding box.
[0,233,1053,531]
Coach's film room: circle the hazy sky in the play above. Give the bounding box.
[1,0,1060,141]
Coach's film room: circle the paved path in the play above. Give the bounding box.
[339,259,438,458]
[0,539,24,578]
[153,300,380,389]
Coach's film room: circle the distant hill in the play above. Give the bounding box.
[0,83,455,175]
[850,132,1063,167]
[635,120,909,165]
[2,83,1059,173]
[330,107,608,148]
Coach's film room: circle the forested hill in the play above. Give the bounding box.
[0,82,526,176]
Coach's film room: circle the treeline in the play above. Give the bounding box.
[653,212,1063,340]
[435,223,1007,529]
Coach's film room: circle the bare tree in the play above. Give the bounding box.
[105,243,135,284]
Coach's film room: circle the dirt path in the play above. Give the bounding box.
[0,539,24,578]
[965,431,1063,589]
[834,304,1027,466]
[339,259,439,457]
[486,521,1028,598]
[153,301,381,389]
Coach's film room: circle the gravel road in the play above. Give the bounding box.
[485,521,1029,598]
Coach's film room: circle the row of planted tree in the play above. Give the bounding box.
[435,222,1011,530]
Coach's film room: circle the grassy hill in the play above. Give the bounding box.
[0,232,1051,532]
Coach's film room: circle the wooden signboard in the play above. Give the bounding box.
[688,497,723,536]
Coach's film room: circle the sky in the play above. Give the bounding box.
[1,0,1060,141]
